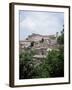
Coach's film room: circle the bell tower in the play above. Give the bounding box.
[56,32,58,40]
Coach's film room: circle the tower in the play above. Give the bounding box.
[56,32,58,40]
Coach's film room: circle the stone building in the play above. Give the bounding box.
[19,33,58,55]
[19,33,59,66]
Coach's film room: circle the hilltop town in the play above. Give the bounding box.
[19,33,59,62]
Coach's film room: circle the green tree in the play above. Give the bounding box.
[19,51,37,79]
[57,26,64,45]
[45,50,64,77]
[30,41,34,47]
[35,49,64,78]
[40,38,44,43]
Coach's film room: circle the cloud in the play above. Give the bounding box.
[20,17,36,30]
[20,11,64,40]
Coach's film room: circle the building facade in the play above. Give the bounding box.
[19,33,58,55]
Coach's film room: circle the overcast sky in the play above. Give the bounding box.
[19,10,64,40]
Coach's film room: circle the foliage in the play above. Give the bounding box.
[43,26,64,77]
[44,50,64,77]
[57,27,64,44]
[19,51,37,79]
[40,38,44,43]
[30,41,34,47]
[19,26,64,79]
[33,49,64,78]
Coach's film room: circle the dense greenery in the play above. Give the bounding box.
[19,28,64,79]
[57,26,64,45]
[19,50,37,79]
[33,49,64,78]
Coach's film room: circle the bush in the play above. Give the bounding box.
[45,50,64,77]
[19,51,36,79]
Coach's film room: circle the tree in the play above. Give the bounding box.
[19,51,37,79]
[30,41,34,47]
[57,26,64,45]
[45,50,64,77]
[40,38,44,43]
[35,49,64,78]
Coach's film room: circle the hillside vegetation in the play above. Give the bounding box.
[19,27,64,79]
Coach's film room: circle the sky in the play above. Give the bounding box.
[19,10,64,40]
